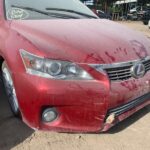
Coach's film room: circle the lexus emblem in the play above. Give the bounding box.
[131,63,146,79]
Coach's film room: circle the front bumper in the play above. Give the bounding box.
[103,93,150,131]
[13,71,150,133]
[13,72,110,132]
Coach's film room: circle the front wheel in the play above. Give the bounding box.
[2,61,20,117]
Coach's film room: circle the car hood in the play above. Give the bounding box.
[11,19,150,64]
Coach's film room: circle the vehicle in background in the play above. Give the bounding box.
[130,6,140,13]
[128,6,148,21]
[96,10,111,19]
[127,12,138,20]
[129,6,147,14]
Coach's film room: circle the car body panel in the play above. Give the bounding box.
[0,0,150,132]
[11,19,150,64]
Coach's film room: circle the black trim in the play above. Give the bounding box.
[107,92,150,117]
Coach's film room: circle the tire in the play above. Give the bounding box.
[143,21,148,25]
[2,61,21,117]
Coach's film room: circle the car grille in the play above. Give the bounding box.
[91,57,150,81]
[105,65,132,81]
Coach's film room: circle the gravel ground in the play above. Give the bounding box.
[119,21,150,38]
[0,21,150,150]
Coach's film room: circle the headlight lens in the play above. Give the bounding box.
[20,49,93,80]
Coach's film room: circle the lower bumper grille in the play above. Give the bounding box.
[107,92,150,117]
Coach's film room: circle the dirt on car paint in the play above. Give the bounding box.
[0,21,150,150]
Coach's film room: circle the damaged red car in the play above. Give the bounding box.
[0,0,150,133]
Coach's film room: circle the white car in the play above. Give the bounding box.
[130,6,147,14]
[130,6,140,13]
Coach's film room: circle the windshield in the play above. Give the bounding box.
[4,0,98,20]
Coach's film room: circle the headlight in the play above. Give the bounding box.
[20,49,93,80]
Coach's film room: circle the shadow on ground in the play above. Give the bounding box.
[0,80,33,150]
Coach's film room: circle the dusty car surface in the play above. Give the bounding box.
[0,0,150,133]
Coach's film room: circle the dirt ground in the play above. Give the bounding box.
[0,21,150,150]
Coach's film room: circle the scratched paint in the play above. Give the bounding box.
[0,0,150,133]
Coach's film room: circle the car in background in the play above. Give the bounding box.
[129,6,147,14]
[96,10,111,19]
[0,0,150,133]
[128,6,148,21]
[129,6,140,13]
[143,9,150,25]
[127,12,138,20]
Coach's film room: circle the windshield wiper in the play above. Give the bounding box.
[46,8,98,19]
[11,5,79,19]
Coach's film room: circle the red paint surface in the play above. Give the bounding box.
[0,0,150,132]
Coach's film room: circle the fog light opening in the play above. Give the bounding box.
[42,108,58,123]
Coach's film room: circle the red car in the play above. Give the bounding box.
[0,0,150,133]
